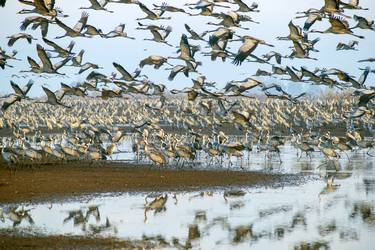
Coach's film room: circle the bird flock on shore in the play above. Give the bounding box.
[0,0,375,168]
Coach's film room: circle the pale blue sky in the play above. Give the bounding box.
[0,0,375,97]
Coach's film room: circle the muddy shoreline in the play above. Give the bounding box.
[0,162,302,204]
[0,234,148,250]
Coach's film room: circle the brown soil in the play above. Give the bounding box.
[0,162,287,204]
[0,234,158,250]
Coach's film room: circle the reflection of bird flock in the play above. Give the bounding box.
[1,0,375,167]
[2,189,374,248]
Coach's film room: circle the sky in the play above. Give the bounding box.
[0,0,375,97]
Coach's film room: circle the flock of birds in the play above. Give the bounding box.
[0,0,375,168]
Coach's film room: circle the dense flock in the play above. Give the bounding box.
[0,0,375,168]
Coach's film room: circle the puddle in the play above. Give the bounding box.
[1,147,375,249]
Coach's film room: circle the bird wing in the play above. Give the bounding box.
[89,0,102,8]
[60,82,72,91]
[78,63,91,74]
[139,56,151,68]
[222,14,236,26]
[241,78,262,91]
[73,12,89,33]
[329,16,349,30]
[350,0,359,6]
[10,81,25,96]
[115,24,125,33]
[233,0,249,10]
[7,33,23,47]
[358,91,375,107]
[168,65,185,81]
[54,56,71,70]
[324,0,340,10]
[233,40,256,66]
[67,40,75,52]
[42,37,66,53]
[275,53,282,64]
[348,40,357,47]
[293,41,306,56]
[303,14,320,31]
[34,0,50,14]
[73,50,85,65]
[27,56,40,69]
[336,42,344,50]
[150,29,164,40]
[358,66,370,85]
[19,0,35,6]
[42,86,59,104]
[37,44,54,70]
[1,95,21,111]
[184,24,192,32]
[286,66,299,79]
[138,2,155,17]
[23,79,34,95]
[20,16,38,30]
[227,11,239,23]
[113,62,133,81]
[187,89,198,101]
[353,14,365,22]
[163,26,172,39]
[55,18,76,34]
[180,34,192,60]
[38,18,49,37]
[44,0,54,10]
[232,111,248,122]
[288,21,301,37]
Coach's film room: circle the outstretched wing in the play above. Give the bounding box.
[138,2,155,16]
[168,65,185,81]
[54,56,71,70]
[89,0,102,8]
[324,0,340,11]
[73,12,89,33]
[234,0,250,10]
[34,0,50,14]
[179,34,192,60]
[10,81,24,96]
[113,62,133,81]
[329,16,349,30]
[150,29,163,40]
[37,44,54,70]
[293,41,306,56]
[27,56,40,69]
[115,24,125,33]
[43,37,65,52]
[7,34,22,47]
[358,66,370,86]
[303,14,321,31]
[23,79,34,95]
[55,18,76,34]
[18,0,34,6]
[42,86,59,104]
[1,95,21,111]
[288,21,302,37]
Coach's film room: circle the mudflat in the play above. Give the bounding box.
[0,162,287,204]
[0,234,156,250]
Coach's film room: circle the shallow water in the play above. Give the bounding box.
[1,147,375,249]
